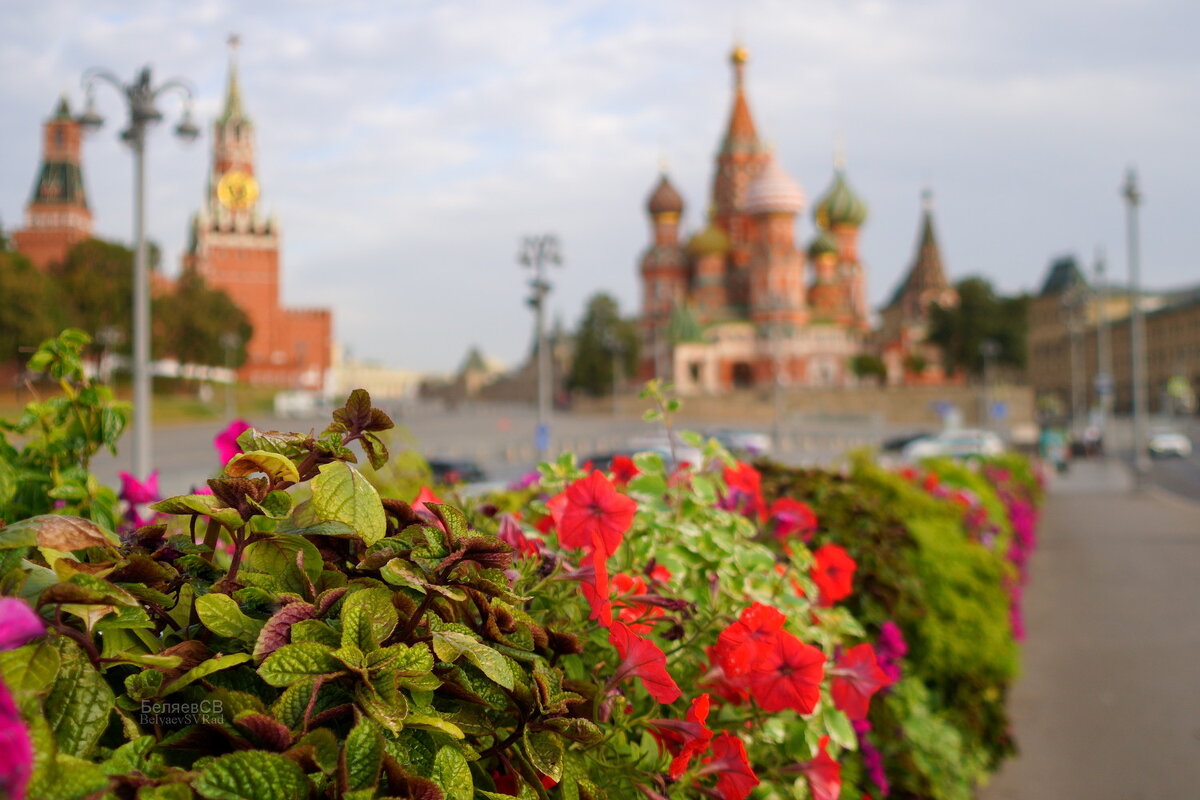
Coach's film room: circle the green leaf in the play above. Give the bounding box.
[342,717,384,792]
[356,673,409,735]
[259,642,344,686]
[195,592,265,641]
[247,490,296,520]
[380,558,428,593]
[236,428,310,459]
[294,728,340,774]
[824,707,857,751]
[137,785,195,800]
[44,638,113,757]
[432,631,514,690]
[431,745,473,800]
[290,619,341,647]
[160,653,252,697]
[0,640,60,695]
[242,535,322,594]
[536,716,603,745]
[194,750,311,800]
[340,587,398,645]
[524,730,564,783]
[150,494,244,529]
[310,461,386,546]
[405,712,464,739]
[225,450,301,484]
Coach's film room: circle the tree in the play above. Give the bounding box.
[567,293,640,397]
[927,276,1029,377]
[51,238,136,348]
[849,354,887,381]
[154,269,252,367]
[0,250,64,365]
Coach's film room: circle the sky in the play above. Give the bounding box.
[1,0,1196,373]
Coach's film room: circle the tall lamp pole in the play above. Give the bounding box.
[1094,247,1113,440]
[1122,167,1150,484]
[519,235,562,461]
[79,66,198,480]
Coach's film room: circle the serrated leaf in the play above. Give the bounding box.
[431,745,473,800]
[380,558,428,593]
[0,640,60,695]
[259,642,343,686]
[432,631,513,690]
[225,450,301,484]
[236,428,310,459]
[342,717,385,792]
[0,514,116,551]
[44,638,113,757]
[160,653,252,697]
[536,716,603,745]
[310,461,386,545]
[254,602,319,663]
[293,727,340,774]
[524,730,564,783]
[242,535,322,596]
[150,494,244,529]
[341,587,398,644]
[290,619,341,647]
[247,490,296,520]
[138,784,194,800]
[195,593,264,641]
[406,712,465,739]
[824,706,857,751]
[194,750,311,800]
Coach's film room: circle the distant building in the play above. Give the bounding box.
[1028,254,1199,415]
[182,43,333,391]
[876,191,960,385]
[12,97,93,270]
[635,46,954,394]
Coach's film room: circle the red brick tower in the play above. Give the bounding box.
[711,45,769,313]
[13,97,93,270]
[184,39,331,390]
[639,172,687,378]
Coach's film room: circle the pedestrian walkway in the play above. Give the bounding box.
[981,458,1200,799]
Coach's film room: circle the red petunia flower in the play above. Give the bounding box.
[831,644,892,720]
[612,574,665,634]
[496,513,541,558]
[768,497,818,542]
[810,544,857,606]
[610,454,639,485]
[921,471,940,492]
[648,693,714,779]
[721,462,766,522]
[699,733,759,800]
[702,645,751,705]
[747,630,826,714]
[713,603,786,678]
[608,620,681,704]
[559,471,637,556]
[648,563,672,584]
[797,736,841,800]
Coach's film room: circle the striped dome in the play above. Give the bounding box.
[807,230,838,259]
[647,174,684,216]
[814,169,868,229]
[744,156,805,215]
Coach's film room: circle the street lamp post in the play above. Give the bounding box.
[518,235,562,461]
[79,66,198,480]
[1094,248,1113,441]
[981,339,1000,431]
[1122,167,1150,484]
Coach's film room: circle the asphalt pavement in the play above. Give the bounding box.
[980,457,1200,799]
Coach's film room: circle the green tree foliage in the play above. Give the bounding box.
[927,277,1029,377]
[567,292,640,396]
[0,250,64,365]
[153,269,252,367]
[50,238,137,348]
[850,353,887,380]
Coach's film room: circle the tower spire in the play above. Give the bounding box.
[220,34,246,124]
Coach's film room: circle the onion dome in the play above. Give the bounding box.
[647,174,684,217]
[687,220,730,256]
[744,156,805,215]
[807,230,838,259]
[814,169,868,229]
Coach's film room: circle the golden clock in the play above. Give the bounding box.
[216,170,259,210]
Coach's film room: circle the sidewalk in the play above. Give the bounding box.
[981,458,1200,799]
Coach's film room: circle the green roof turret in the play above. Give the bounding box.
[814,168,868,230]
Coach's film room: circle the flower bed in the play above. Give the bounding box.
[0,370,1041,799]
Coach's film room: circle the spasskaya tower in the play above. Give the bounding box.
[184,37,332,390]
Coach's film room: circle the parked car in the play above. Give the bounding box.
[427,458,488,484]
[902,428,1005,462]
[1147,428,1192,458]
[881,431,935,454]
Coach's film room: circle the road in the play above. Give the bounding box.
[981,458,1200,799]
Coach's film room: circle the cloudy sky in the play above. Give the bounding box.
[1,0,1195,373]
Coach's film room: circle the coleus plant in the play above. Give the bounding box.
[0,387,910,800]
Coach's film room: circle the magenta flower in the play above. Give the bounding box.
[0,599,44,651]
[214,419,252,466]
[0,682,32,800]
[875,621,908,685]
[118,470,160,505]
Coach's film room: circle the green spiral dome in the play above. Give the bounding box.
[814,170,868,229]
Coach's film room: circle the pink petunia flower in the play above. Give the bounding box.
[214,419,252,466]
[0,599,44,651]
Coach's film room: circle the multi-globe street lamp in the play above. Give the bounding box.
[1121,167,1150,486]
[79,66,199,481]
[519,235,562,461]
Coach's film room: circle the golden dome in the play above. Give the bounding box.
[730,45,749,65]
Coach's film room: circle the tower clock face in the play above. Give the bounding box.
[217,170,259,210]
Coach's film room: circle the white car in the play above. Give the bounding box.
[902,428,1005,462]
[1148,429,1192,458]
